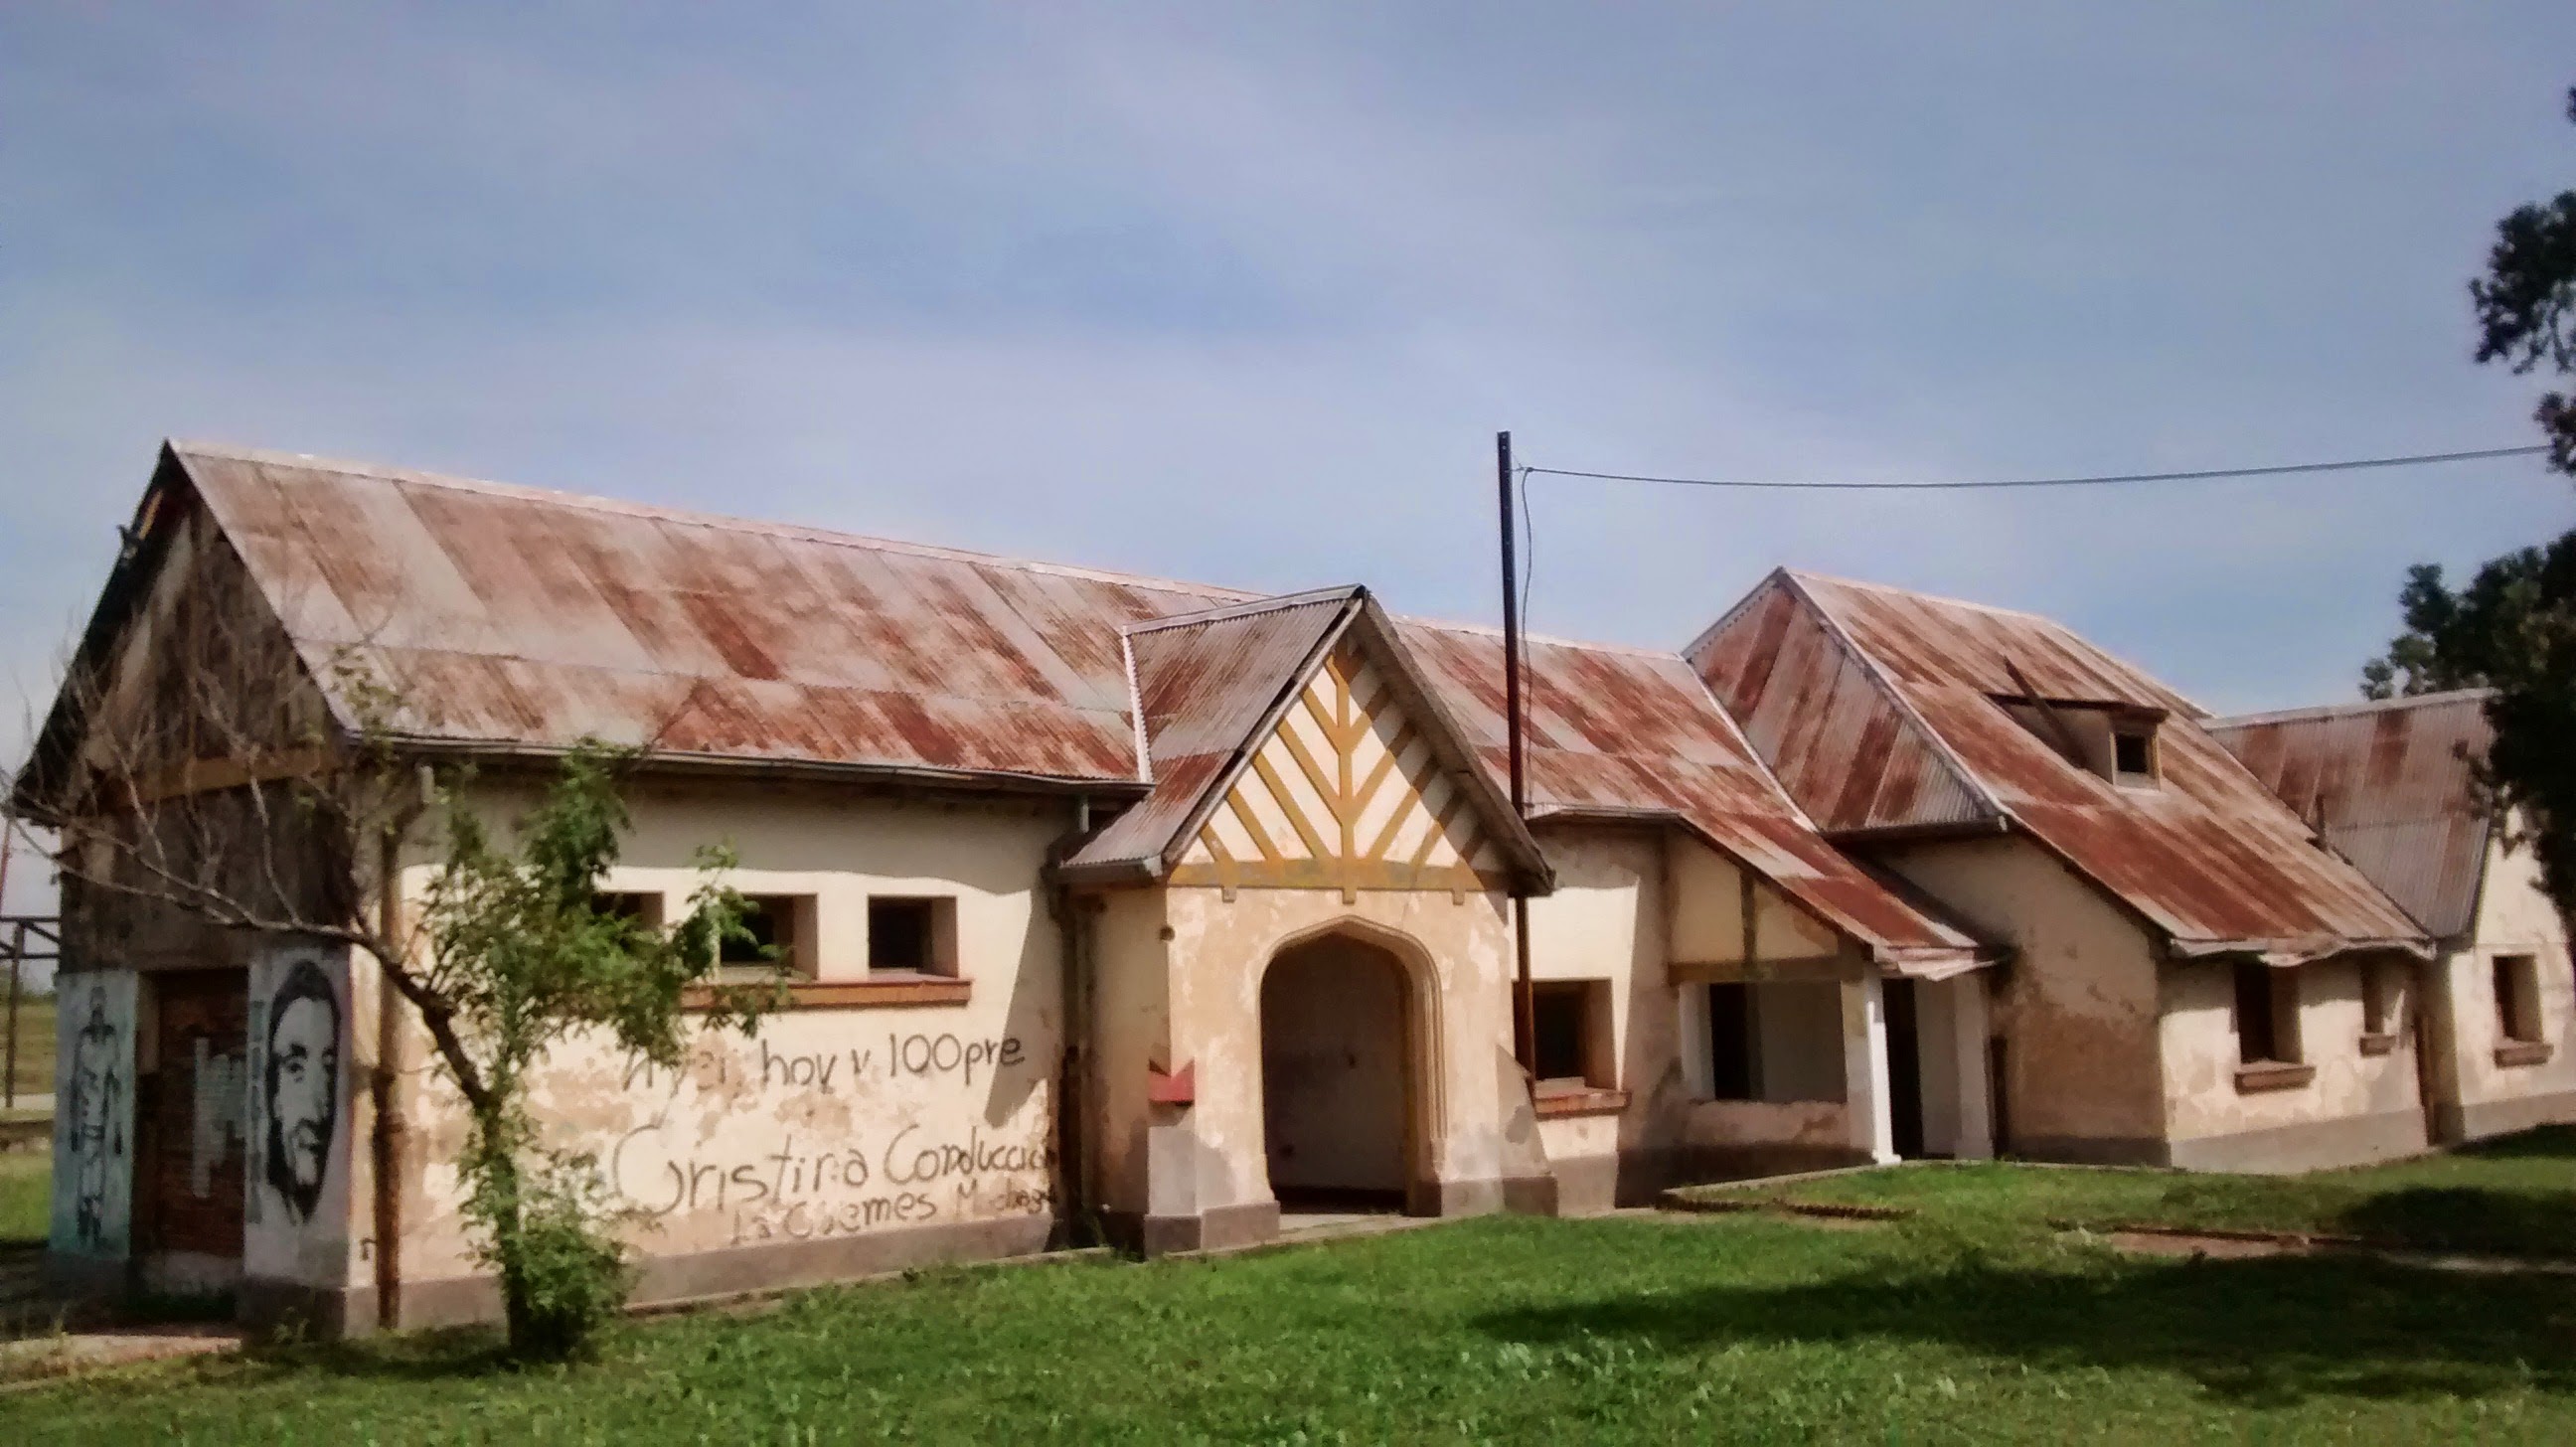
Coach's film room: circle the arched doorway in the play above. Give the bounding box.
[1259,931,1421,1212]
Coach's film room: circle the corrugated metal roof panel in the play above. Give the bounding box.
[1692,568,2427,957]
[177,443,1248,787]
[139,442,1982,967]
[2207,691,2496,940]
[1398,619,1986,963]
[1691,575,1992,833]
[1062,592,1358,873]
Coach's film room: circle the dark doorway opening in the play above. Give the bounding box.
[134,968,250,1298]
[1883,978,1926,1160]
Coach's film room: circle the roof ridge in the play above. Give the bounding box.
[1121,586,1365,637]
[1393,612,1685,661]
[1784,565,2207,718]
[2206,688,2497,730]
[170,438,1260,604]
[1779,567,2065,624]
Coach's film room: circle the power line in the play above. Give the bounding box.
[1520,443,2548,492]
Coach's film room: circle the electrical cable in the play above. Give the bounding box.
[1518,443,2547,492]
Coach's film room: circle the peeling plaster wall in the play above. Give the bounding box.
[1668,835,1844,965]
[1875,835,2165,1155]
[2432,828,2576,1136]
[1527,830,1665,1210]
[1090,886,1172,1219]
[1155,884,1520,1218]
[2159,953,2424,1161]
[389,780,1069,1303]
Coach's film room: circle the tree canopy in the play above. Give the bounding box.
[2363,84,2576,908]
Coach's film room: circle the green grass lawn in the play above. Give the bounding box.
[2,1146,49,1247]
[1706,1126,2576,1259]
[11,1187,2576,1443]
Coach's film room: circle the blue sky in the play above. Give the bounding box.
[4,3,2575,912]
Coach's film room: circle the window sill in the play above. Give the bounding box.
[2357,1032,2398,1057]
[2234,1060,2315,1093]
[1533,1084,1630,1119]
[683,975,972,1010]
[2495,1040,2553,1069]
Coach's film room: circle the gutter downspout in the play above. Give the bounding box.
[371,766,434,1332]
[1048,794,1096,1245]
[372,830,407,1331]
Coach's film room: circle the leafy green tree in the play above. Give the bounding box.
[2363,84,2576,907]
[416,744,771,1361]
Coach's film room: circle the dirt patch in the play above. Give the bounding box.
[0,1323,241,1387]
[1659,1195,1913,1225]
[2075,1224,2576,1276]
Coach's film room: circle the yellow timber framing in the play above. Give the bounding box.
[1173,650,1504,900]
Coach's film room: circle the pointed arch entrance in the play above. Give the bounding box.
[1257,925,1437,1214]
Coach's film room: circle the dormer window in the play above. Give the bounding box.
[2112,725,2159,787]
[1994,695,2164,788]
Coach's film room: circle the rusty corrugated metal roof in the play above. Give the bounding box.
[2207,690,2496,942]
[1690,569,2428,963]
[66,443,1984,969]
[174,442,1250,788]
[1397,619,1990,969]
[1060,590,1360,876]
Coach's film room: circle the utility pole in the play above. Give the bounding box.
[1498,432,1535,1077]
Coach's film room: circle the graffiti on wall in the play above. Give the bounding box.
[51,972,137,1258]
[605,1028,1054,1248]
[245,943,351,1281]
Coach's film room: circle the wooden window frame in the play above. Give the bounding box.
[2232,960,2303,1068]
[2111,725,2160,787]
[2358,961,2398,1055]
[594,890,667,929]
[1530,980,1621,1112]
[720,893,818,983]
[2494,952,2544,1047]
[1703,981,1759,1102]
[868,895,959,980]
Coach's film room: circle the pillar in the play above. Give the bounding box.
[1843,971,1897,1165]
[1946,973,1995,1160]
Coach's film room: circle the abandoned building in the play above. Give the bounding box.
[2210,690,2576,1145]
[16,441,2571,1337]
[1692,570,2447,1171]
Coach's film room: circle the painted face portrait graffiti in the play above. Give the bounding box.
[260,960,341,1227]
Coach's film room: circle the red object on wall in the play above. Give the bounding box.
[1146,1060,1196,1105]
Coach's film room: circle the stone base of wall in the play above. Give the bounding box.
[1431,1174,1544,1217]
[41,1253,127,1303]
[2164,1107,2430,1175]
[241,1276,373,1338]
[363,1212,1056,1335]
[2438,1089,2576,1145]
[1103,1200,1282,1257]
[2012,1134,2170,1168]
[1499,1173,1558,1215]
[1542,1146,1877,1213]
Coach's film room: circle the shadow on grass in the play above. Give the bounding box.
[2334,1186,2576,1258]
[2451,1124,2576,1162]
[240,1325,516,1382]
[1476,1248,2576,1407]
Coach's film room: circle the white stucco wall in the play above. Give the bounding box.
[386,779,1073,1300]
[2431,829,2576,1135]
[1874,835,2166,1154]
[2159,952,2423,1153]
